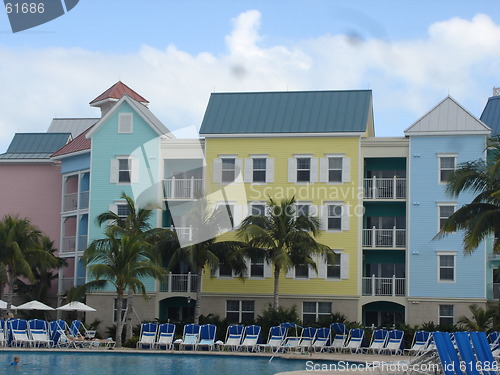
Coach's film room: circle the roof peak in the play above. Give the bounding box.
[89,81,149,106]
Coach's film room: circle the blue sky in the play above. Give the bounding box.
[1,0,500,150]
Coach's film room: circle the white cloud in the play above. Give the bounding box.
[1,10,500,151]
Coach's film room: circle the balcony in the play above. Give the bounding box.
[159,272,198,293]
[364,177,406,199]
[168,226,192,242]
[78,235,88,251]
[362,276,406,296]
[63,193,78,212]
[363,227,406,248]
[163,177,203,200]
[80,191,89,209]
[61,236,76,253]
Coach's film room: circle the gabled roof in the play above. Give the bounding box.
[89,81,149,107]
[47,118,99,138]
[199,90,373,136]
[0,133,72,160]
[86,95,172,139]
[480,95,500,136]
[51,126,93,159]
[404,96,491,136]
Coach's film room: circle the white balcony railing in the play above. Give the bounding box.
[63,193,78,212]
[163,177,203,199]
[78,235,88,251]
[61,236,76,253]
[80,191,89,209]
[363,227,406,248]
[364,177,406,199]
[362,275,406,296]
[159,272,198,293]
[169,226,192,242]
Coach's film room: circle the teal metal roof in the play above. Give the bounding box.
[199,90,372,135]
[0,133,71,159]
[480,96,500,136]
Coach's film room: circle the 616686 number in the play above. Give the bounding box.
[5,2,45,14]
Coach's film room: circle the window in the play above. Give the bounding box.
[327,205,342,231]
[226,300,254,323]
[250,203,266,216]
[252,158,266,183]
[250,255,264,278]
[118,113,133,133]
[296,158,311,182]
[221,158,236,182]
[295,264,309,279]
[439,305,454,326]
[438,205,455,231]
[302,302,331,324]
[118,158,131,183]
[439,156,456,183]
[328,157,343,183]
[439,254,455,282]
[116,204,130,219]
[113,298,128,323]
[296,203,310,217]
[218,261,233,277]
[327,253,341,279]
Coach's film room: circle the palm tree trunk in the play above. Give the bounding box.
[125,288,133,341]
[5,272,15,316]
[273,265,280,309]
[115,292,124,347]
[194,268,203,324]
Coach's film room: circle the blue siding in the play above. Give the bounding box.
[408,135,487,298]
[60,153,90,174]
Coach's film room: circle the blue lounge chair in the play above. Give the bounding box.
[329,323,348,352]
[259,325,287,352]
[222,325,244,351]
[237,325,261,352]
[488,332,500,351]
[8,319,33,347]
[154,323,175,350]
[28,319,52,348]
[382,329,404,355]
[405,330,431,355]
[433,331,463,375]
[196,324,217,350]
[49,319,69,348]
[454,332,481,375]
[298,327,317,352]
[312,327,330,352]
[180,323,200,350]
[137,322,157,349]
[469,331,498,375]
[367,329,388,354]
[281,323,302,352]
[342,328,365,353]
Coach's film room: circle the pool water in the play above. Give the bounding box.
[0,351,324,375]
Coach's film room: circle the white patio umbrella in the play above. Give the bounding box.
[56,301,96,312]
[15,300,55,311]
[0,300,17,309]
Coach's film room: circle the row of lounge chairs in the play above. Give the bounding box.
[0,318,115,348]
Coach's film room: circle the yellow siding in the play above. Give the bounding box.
[203,137,360,297]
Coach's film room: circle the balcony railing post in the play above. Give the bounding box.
[372,176,377,199]
[392,226,396,247]
[190,177,194,199]
[372,226,376,247]
[371,274,375,296]
[187,272,192,293]
[168,272,172,293]
[171,177,176,199]
[393,176,397,199]
[392,275,396,296]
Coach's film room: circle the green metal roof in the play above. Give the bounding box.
[199,90,372,135]
[0,133,71,159]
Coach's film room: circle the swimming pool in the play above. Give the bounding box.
[0,351,340,375]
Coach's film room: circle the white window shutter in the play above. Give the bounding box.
[340,253,349,279]
[286,266,294,278]
[317,255,327,279]
[244,158,252,183]
[288,158,297,183]
[263,260,272,278]
[319,205,327,231]
[341,205,350,231]
[235,158,243,179]
[213,158,222,183]
[110,159,119,183]
[109,203,118,214]
[131,158,140,183]
[342,157,351,183]
[319,157,328,183]
[243,257,250,278]
[311,158,319,183]
[266,158,274,183]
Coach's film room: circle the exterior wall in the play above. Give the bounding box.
[60,153,91,174]
[406,298,487,326]
[202,136,361,299]
[88,100,162,293]
[408,135,487,299]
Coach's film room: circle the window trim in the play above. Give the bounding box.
[251,155,267,184]
[117,156,132,184]
[294,264,310,279]
[226,300,255,323]
[326,155,343,184]
[221,157,237,183]
[437,251,456,283]
[296,156,312,183]
[438,304,454,326]
[326,251,341,280]
[438,154,457,185]
[118,113,133,134]
[437,203,457,232]
[249,201,267,217]
[326,203,342,232]
[249,255,265,279]
[302,301,332,323]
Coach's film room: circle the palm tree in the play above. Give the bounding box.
[167,199,246,323]
[438,152,500,253]
[84,227,164,347]
[457,304,496,331]
[0,215,60,314]
[237,197,330,309]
